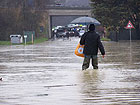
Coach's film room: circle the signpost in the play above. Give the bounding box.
[24,35,27,45]
[125,21,135,63]
[125,20,135,42]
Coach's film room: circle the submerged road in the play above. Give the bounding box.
[0,37,140,105]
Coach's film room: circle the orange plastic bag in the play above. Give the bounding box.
[75,43,84,57]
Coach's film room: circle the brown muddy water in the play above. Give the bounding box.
[0,37,140,105]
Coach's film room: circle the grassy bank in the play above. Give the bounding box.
[0,37,110,45]
[0,37,48,45]
[101,37,111,41]
[26,37,48,45]
[0,41,11,45]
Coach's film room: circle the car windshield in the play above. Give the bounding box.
[57,29,65,32]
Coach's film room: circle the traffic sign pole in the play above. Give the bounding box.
[125,20,134,62]
[130,28,131,42]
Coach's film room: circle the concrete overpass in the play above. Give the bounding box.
[46,7,91,38]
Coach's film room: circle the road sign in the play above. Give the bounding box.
[126,21,135,29]
[125,21,135,43]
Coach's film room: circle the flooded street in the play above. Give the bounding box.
[0,37,140,105]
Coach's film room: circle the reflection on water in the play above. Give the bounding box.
[0,38,140,105]
[80,69,140,105]
[81,70,101,98]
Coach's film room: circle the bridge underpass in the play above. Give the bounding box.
[47,8,91,38]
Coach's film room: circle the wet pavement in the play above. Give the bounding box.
[0,37,140,105]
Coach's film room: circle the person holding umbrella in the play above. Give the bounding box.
[80,24,105,70]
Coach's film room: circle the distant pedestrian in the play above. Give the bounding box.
[51,30,56,41]
[80,24,105,70]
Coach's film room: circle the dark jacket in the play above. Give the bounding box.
[80,31,105,55]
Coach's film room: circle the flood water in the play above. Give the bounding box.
[0,37,140,105]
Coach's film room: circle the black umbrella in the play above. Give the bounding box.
[71,16,101,25]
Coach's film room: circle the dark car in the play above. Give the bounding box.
[67,28,79,37]
[56,28,67,38]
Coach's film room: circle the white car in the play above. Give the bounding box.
[79,30,85,37]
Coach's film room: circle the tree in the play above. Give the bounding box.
[0,0,49,41]
[90,0,140,39]
[124,0,140,38]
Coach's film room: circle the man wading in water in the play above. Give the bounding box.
[80,24,105,70]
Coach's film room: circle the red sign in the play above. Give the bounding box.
[126,21,135,29]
